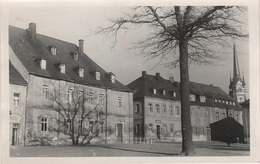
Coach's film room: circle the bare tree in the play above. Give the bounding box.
[96,6,248,155]
[49,86,107,145]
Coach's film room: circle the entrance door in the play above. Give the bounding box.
[156,125,161,140]
[117,123,123,142]
[12,124,19,146]
[206,127,211,141]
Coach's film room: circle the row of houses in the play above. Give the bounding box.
[9,23,248,146]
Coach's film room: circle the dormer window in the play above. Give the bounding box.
[173,92,176,97]
[215,99,218,102]
[233,102,235,106]
[222,100,225,103]
[111,75,115,83]
[163,90,166,95]
[70,52,78,60]
[200,96,206,103]
[57,63,65,73]
[95,72,100,80]
[49,46,57,55]
[226,101,229,104]
[79,68,84,77]
[153,88,157,94]
[40,59,46,70]
[35,58,46,70]
[189,94,196,102]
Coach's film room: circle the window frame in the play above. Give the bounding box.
[41,117,48,132]
[42,85,49,99]
[118,97,122,107]
[13,93,21,107]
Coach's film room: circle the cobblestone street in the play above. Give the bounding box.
[10,141,250,157]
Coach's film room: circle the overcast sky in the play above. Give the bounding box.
[8,5,249,94]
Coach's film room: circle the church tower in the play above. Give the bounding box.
[229,43,248,103]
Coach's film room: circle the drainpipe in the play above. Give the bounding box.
[105,87,108,144]
[128,92,131,143]
[24,85,29,146]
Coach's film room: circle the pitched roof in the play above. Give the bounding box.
[9,25,131,92]
[9,61,27,86]
[127,72,242,110]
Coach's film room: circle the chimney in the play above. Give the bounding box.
[155,73,160,80]
[169,77,174,83]
[142,71,146,79]
[79,39,84,55]
[28,23,36,41]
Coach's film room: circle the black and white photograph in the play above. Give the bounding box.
[1,0,259,163]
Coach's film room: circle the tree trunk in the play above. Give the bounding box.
[179,39,195,156]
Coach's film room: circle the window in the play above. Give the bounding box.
[200,96,206,102]
[163,90,166,95]
[67,88,73,102]
[89,92,94,104]
[99,94,104,105]
[205,110,209,117]
[190,109,193,116]
[135,104,140,113]
[73,52,78,60]
[78,90,84,99]
[214,99,218,102]
[169,105,173,115]
[216,112,219,121]
[41,117,48,131]
[149,123,153,132]
[199,127,203,135]
[59,64,65,73]
[175,106,180,115]
[40,59,46,70]
[198,109,202,116]
[222,100,225,103]
[153,88,156,94]
[96,72,100,80]
[100,122,104,133]
[78,120,83,133]
[189,94,196,101]
[236,114,239,121]
[223,113,226,117]
[66,119,72,133]
[13,93,21,107]
[226,101,229,104]
[79,68,84,77]
[118,97,122,107]
[170,124,174,133]
[111,75,115,83]
[148,103,153,112]
[173,92,176,97]
[135,124,140,134]
[42,85,49,99]
[51,47,56,55]
[163,124,167,133]
[89,121,94,133]
[162,105,167,113]
[155,104,160,113]
[233,102,235,106]
[229,113,233,117]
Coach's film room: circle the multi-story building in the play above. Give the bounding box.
[9,62,28,146]
[9,23,133,145]
[127,71,243,142]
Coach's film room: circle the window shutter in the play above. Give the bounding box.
[37,116,41,132]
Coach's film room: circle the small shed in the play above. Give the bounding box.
[209,117,244,143]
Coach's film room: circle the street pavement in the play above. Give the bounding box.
[10,141,249,157]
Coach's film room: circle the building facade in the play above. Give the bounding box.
[128,71,243,142]
[9,62,28,146]
[9,23,133,146]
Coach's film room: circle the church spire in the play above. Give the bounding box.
[233,43,241,84]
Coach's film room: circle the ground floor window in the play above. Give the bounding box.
[170,124,174,133]
[100,122,104,133]
[89,121,94,133]
[41,117,48,131]
[135,124,140,134]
